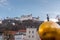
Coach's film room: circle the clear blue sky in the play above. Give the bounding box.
[0,0,60,20]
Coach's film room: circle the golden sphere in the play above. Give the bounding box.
[38,21,60,40]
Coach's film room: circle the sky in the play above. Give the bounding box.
[0,0,60,20]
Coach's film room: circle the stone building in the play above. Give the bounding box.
[26,28,40,40]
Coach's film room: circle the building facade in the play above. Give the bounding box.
[26,28,40,40]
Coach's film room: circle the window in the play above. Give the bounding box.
[28,35,30,38]
[32,31,34,33]
[29,31,31,33]
[32,35,34,38]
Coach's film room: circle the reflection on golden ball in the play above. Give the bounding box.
[38,21,60,40]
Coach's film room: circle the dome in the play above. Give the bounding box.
[38,21,60,40]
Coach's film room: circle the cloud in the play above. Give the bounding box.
[0,0,12,11]
[0,0,8,7]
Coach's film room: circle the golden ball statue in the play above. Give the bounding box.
[38,21,60,40]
